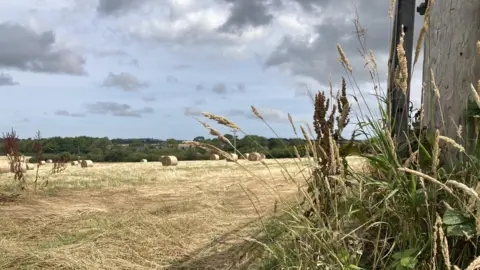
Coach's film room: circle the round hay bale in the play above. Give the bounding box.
[26,163,36,170]
[260,154,266,160]
[239,153,249,160]
[227,154,238,162]
[39,160,46,165]
[10,162,27,173]
[71,161,79,166]
[248,152,262,161]
[159,156,166,162]
[81,160,94,168]
[141,159,148,163]
[162,156,178,166]
[210,154,220,160]
[46,159,53,164]
[0,162,10,174]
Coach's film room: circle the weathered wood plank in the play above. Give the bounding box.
[422,0,480,161]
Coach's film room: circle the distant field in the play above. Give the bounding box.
[0,157,366,269]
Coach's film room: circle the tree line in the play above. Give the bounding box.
[0,134,312,162]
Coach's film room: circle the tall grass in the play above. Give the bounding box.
[192,2,480,269]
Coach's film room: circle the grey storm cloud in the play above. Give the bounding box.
[219,0,274,32]
[0,73,18,86]
[96,0,152,16]
[85,102,154,117]
[54,110,86,117]
[0,23,86,75]
[101,72,149,91]
[263,0,424,86]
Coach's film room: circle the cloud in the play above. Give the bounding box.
[0,23,86,75]
[101,72,149,91]
[166,75,179,83]
[212,82,228,94]
[194,97,208,105]
[196,84,204,91]
[263,0,407,86]
[227,107,289,123]
[54,110,86,117]
[173,64,191,70]
[0,73,18,86]
[96,0,152,16]
[127,5,268,48]
[142,96,156,102]
[85,102,154,117]
[184,106,203,116]
[219,0,274,32]
[92,49,129,58]
[236,83,246,92]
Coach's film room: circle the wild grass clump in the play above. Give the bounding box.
[192,3,480,269]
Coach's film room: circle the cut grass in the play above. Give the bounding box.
[1,158,364,269]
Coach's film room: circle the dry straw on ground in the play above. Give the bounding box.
[0,158,313,269]
[162,156,178,166]
[81,160,94,168]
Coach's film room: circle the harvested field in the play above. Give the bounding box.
[0,157,365,269]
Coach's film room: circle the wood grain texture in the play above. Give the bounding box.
[422,0,480,157]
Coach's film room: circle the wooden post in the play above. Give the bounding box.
[422,0,480,163]
[388,0,416,157]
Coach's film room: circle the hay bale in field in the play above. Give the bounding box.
[81,160,94,168]
[46,159,52,164]
[39,160,46,165]
[141,159,148,163]
[159,156,166,162]
[227,154,238,162]
[71,161,79,166]
[162,156,178,166]
[248,152,262,161]
[0,162,10,174]
[239,153,249,160]
[26,163,35,170]
[210,154,220,160]
[260,154,266,160]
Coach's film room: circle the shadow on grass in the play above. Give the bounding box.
[165,218,280,270]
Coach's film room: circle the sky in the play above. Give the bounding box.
[0,0,425,140]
